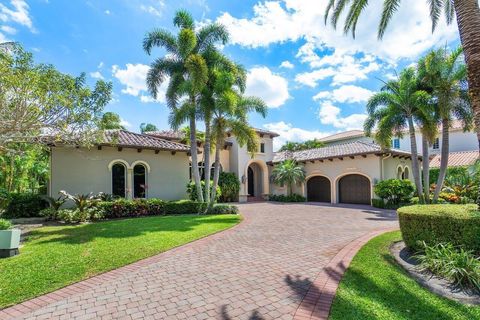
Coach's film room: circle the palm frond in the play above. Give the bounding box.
[344,0,369,38]
[173,10,194,29]
[428,0,444,32]
[197,23,229,51]
[444,0,455,25]
[143,29,177,55]
[378,0,401,39]
[324,0,336,25]
[331,0,351,28]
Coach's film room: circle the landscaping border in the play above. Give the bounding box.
[0,214,248,319]
[293,227,398,320]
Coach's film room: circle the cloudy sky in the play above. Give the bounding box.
[1,0,460,149]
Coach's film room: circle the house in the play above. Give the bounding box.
[49,127,417,206]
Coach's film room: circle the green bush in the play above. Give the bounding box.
[429,167,469,186]
[208,204,239,215]
[374,179,414,207]
[57,207,105,224]
[3,193,48,218]
[371,198,386,209]
[410,196,447,205]
[186,181,221,202]
[414,242,480,293]
[269,194,306,202]
[398,204,480,253]
[164,200,207,215]
[218,172,240,202]
[39,207,59,221]
[0,218,12,230]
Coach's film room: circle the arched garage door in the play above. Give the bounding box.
[338,174,371,205]
[307,176,331,202]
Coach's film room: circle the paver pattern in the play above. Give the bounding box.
[2,202,398,320]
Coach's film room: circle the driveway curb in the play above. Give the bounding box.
[293,227,398,320]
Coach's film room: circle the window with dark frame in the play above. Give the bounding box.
[112,163,126,198]
[260,143,265,153]
[133,164,146,198]
[432,138,440,150]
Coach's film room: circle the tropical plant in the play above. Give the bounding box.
[0,218,12,230]
[99,112,125,130]
[41,194,67,211]
[364,68,431,202]
[324,0,480,207]
[140,123,158,133]
[143,10,229,203]
[186,180,221,202]
[279,139,325,152]
[59,191,99,212]
[271,160,306,196]
[218,172,240,202]
[374,179,415,207]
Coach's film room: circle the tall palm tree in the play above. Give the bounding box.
[364,68,431,202]
[325,0,480,205]
[271,160,306,196]
[417,47,473,202]
[143,10,228,202]
[209,67,268,206]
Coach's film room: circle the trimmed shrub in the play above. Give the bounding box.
[371,198,386,209]
[164,200,207,215]
[218,172,240,202]
[57,207,106,224]
[39,207,59,221]
[374,179,414,208]
[186,181,221,202]
[398,204,480,253]
[3,193,48,218]
[208,204,239,215]
[410,196,447,205]
[269,194,306,202]
[0,218,12,230]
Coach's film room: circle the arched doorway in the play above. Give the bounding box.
[338,174,371,205]
[247,162,263,197]
[307,176,331,202]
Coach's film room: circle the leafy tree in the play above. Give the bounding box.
[0,44,112,151]
[364,68,431,202]
[279,139,325,152]
[325,0,480,207]
[417,47,473,202]
[144,10,228,202]
[140,123,158,133]
[99,112,125,130]
[271,160,306,196]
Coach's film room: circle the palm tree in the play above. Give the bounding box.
[209,67,268,206]
[325,0,480,205]
[271,160,306,196]
[417,47,473,202]
[364,68,431,202]
[143,10,228,202]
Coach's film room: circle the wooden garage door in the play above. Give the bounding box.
[307,176,331,202]
[338,174,371,205]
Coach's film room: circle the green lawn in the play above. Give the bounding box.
[0,214,240,308]
[330,231,480,320]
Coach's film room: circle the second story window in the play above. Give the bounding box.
[432,138,440,150]
[260,143,265,153]
[392,138,400,149]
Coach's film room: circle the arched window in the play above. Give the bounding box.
[396,167,403,179]
[403,167,409,180]
[112,163,126,198]
[133,164,147,198]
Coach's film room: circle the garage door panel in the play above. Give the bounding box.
[339,175,371,205]
[307,176,331,202]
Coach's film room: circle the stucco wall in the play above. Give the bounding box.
[50,146,189,200]
[397,130,477,154]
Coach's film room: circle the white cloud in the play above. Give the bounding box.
[90,71,104,80]
[245,66,289,108]
[120,118,131,128]
[104,10,111,15]
[0,25,16,34]
[98,61,104,69]
[279,60,294,69]
[0,0,34,31]
[264,121,333,151]
[294,68,335,87]
[318,101,367,130]
[111,63,168,103]
[140,1,164,17]
[313,85,374,103]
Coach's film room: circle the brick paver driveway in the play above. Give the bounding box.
[7,203,398,320]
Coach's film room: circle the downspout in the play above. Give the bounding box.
[48,146,53,197]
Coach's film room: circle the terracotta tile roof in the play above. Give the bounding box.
[318,130,365,143]
[101,130,190,152]
[430,150,479,168]
[255,128,280,137]
[272,141,414,163]
[145,130,185,141]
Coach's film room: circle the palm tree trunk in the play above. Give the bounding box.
[189,116,204,203]
[209,134,222,209]
[433,119,450,202]
[203,118,211,209]
[453,0,480,208]
[408,116,424,202]
[422,135,430,203]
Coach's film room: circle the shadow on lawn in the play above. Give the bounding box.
[28,215,239,245]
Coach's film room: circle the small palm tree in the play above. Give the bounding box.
[365,68,431,202]
[271,160,306,196]
[417,47,473,202]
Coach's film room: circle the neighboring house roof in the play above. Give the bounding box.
[254,128,280,138]
[145,130,185,141]
[100,130,190,152]
[272,141,415,163]
[430,150,479,168]
[318,130,365,143]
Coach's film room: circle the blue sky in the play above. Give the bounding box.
[1,0,460,149]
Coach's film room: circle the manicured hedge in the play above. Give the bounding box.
[2,193,48,218]
[398,204,480,253]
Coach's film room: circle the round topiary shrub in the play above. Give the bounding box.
[397,204,480,253]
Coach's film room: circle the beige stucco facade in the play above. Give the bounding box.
[50,146,189,200]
